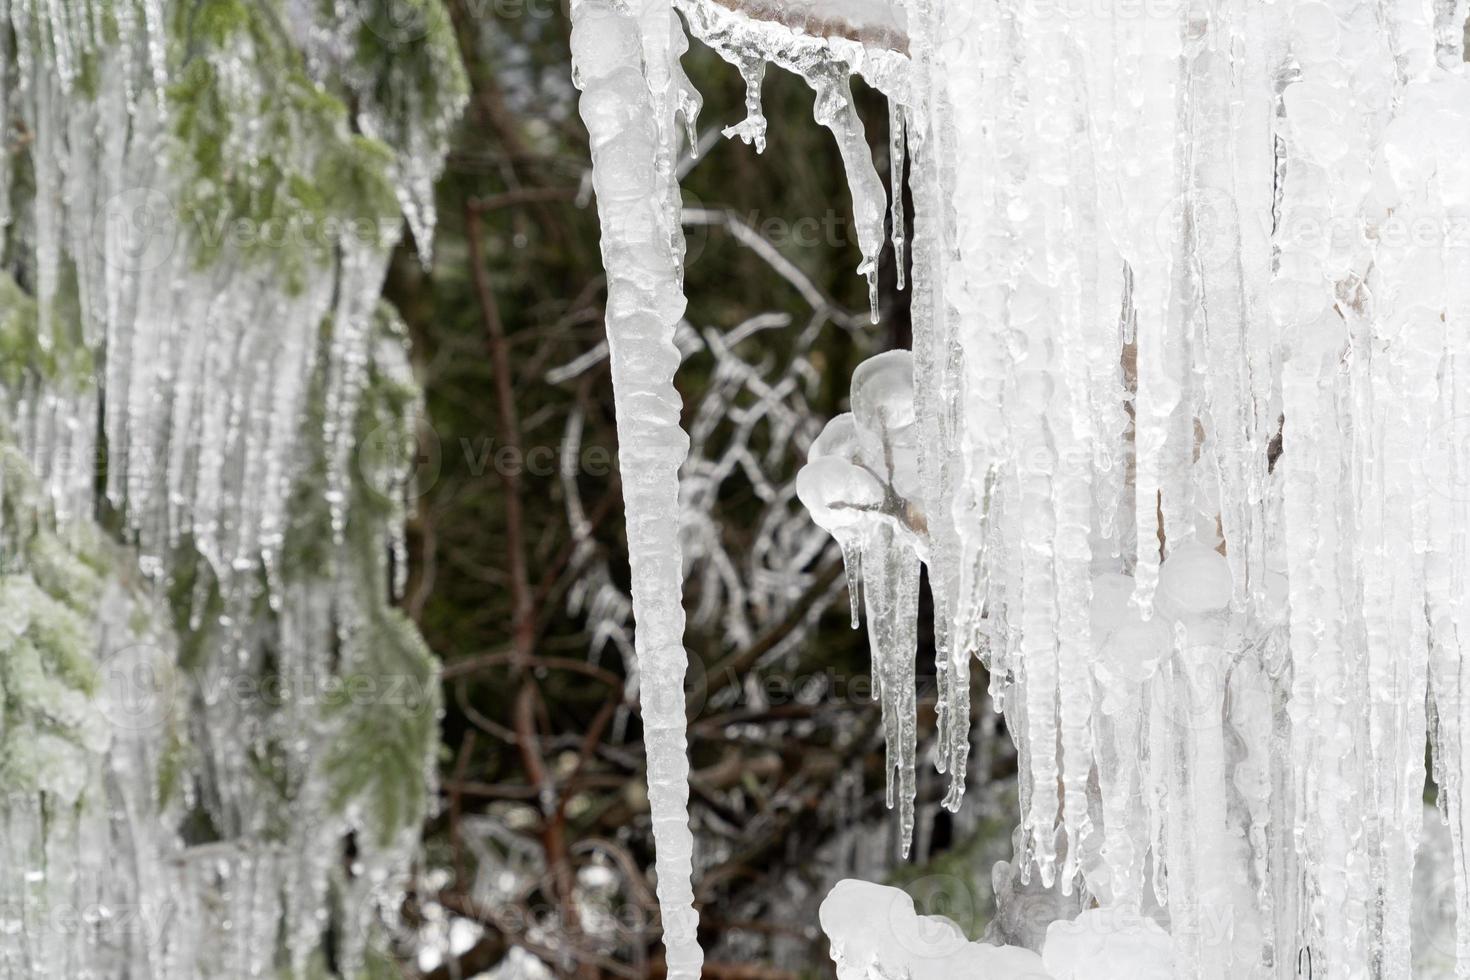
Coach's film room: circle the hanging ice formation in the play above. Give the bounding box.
[569,0,705,975]
[0,1,465,977]
[576,0,1470,973]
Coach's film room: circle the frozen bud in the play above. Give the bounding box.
[796,456,885,532]
[1100,616,1172,685]
[1043,907,1174,980]
[1289,3,1341,63]
[820,880,1049,980]
[1283,81,1348,163]
[885,422,921,499]
[1157,543,1233,617]
[1090,572,1137,640]
[850,350,916,437]
[1266,275,1332,331]
[810,412,866,462]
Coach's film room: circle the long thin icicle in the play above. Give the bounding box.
[570,1,703,974]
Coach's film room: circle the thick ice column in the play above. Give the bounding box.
[1382,74,1470,980]
[1421,75,1470,979]
[1280,322,1367,976]
[570,1,703,974]
[1091,573,1169,907]
[1018,0,1097,891]
[1118,0,1184,618]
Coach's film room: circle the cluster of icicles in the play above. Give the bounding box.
[575,0,1470,975]
[0,2,459,978]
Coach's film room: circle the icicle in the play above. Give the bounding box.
[863,520,920,855]
[1116,0,1184,622]
[838,532,863,627]
[888,99,905,291]
[722,55,768,153]
[806,413,877,625]
[0,4,458,978]
[570,0,703,973]
[675,0,898,315]
[896,0,973,809]
[804,63,885,326]
[685,0,1470,972]
[799,351,926,852]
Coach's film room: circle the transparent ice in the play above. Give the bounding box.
[578,0,1470,974]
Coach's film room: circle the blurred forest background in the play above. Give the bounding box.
[386,4,1017,976]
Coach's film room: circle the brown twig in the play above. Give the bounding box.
[469,187,579,213]
[449,730,478,887]
[465,202,536,664]
[697,557,845,715]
